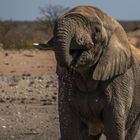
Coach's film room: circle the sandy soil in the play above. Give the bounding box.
[0,49,60,140]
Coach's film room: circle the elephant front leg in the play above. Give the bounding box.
[103,103,125,140]
[59,96,83,140]
[58,81,83,140]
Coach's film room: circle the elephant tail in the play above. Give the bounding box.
[33,43,52,50]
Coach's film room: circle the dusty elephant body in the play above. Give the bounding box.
[36,6,140,140]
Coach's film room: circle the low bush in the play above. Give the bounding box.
[3,40,34,50]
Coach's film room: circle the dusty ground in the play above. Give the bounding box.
[0,49,60,140]
[2,49,140,140]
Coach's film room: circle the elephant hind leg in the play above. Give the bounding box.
[126,113,140,140]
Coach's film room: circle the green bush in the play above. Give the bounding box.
[3,40,34,50]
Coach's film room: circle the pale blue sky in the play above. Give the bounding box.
[0,0,140,21]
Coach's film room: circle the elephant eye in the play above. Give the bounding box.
[92,26,101,42]
[95,26,101,33]
[79,37,84,44]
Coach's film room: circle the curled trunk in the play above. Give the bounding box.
[54,18,74,68]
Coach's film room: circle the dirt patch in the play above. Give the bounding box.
[0,49,60,140]
[0,49,56,76]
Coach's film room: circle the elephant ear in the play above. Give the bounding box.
[92,26,132,80]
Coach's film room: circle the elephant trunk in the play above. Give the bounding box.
[54,19,74,68]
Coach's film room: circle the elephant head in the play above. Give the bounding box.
[44,6,132,80]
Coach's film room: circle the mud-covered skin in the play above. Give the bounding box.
[58,65,139,140]
[45,6,140,140]
[67,67,135,139]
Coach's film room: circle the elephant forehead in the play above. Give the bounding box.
[69,6,101,18]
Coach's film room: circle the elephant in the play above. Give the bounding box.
[35,6,140,140]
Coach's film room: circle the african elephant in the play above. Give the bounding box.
[35,6,140,140]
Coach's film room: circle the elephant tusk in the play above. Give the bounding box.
[33,43,52,50]
[33,43,39,46]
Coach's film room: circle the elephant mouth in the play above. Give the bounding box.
[69,48,88,68]
[70,49,83,59]
[69,48,84,67]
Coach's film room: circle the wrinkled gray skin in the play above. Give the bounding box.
[42,6,140,140]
